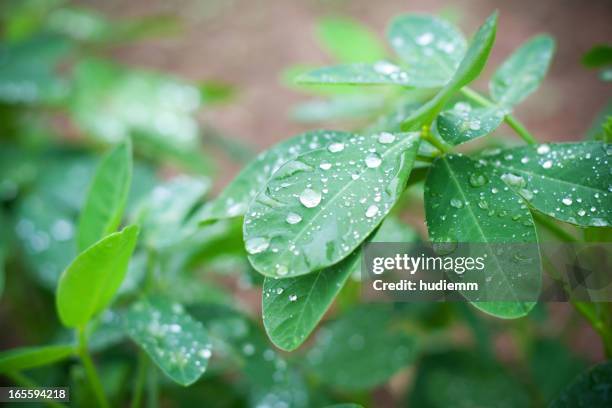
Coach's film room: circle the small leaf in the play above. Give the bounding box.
[198,131,353,222]
[550,361,612,407]
[56,225,139,328]
[436,100,505,145]
[316,17,387,63]
[425,154,540,318]
[490,35,555,107]
[305,305,417,390]
[77,139,132,252]
[244,132,420,278]
[0,345,75,374]
[387,14,467,87]
[297,62,414,86]
[262,217,417,351]
[481,142,611,227]
[124,297,211,386]
[582,44,612,68]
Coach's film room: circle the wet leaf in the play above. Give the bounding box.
[291,94,387,123]
[436,100,505,145]
[297,62,414,86]
[198,131,353,222]
[244,132,420,278]
[262,217,418,351]
[425,154,540,318]
[56,225,139,328]
[0,345,75,374]
[305,305,417,390]
[316,17,387,63]
[550,361,612,407]
[77,139,132,252]
[387,14,467,87]
[124,297,211,386]
[481,142,611,227]
[490,35,555,107]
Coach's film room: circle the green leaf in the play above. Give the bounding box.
[490,35,555,107]
[305,305,417,390]
[56,225,139,328]
[387,14,467,87]
[551,361,612,407]
[291,94,387,123]
[480,142,611,227]
[297,62,414,86]
[436,100,505,145]
[316,17,387,63]
[244,132,420,278]
[124,297,211,386]
[262,217,418,351]
[401,12,498,130]
[585,101,612,141]
[0,345,75,374]
[198,131,353,222]
[77,140,132,252]
[425,154,540,318]
[582,44,612,68]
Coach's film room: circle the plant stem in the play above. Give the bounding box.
[460,87,538,145]
[130,352,148,408]
[420,125,450,154]
[77,328,110,408]
[146,366,159,408]
[5,372,67,408]
[572,302,612,358]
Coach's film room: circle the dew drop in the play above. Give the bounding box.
[328,142,345,153]
[542,160,553,169]
[450,198,464,208]
[377,132,395,144]
[245,237,270,254]
[365,153,382,168]
[365,205,379,218]
[501,173,526,188]
[416,32,434,45]
[286,212,302,224]
[469,173,487,187]
[299,188,321,208]
[537,144,550,154]
[276,265,288,276]
[319,161,332,170]
[288,294,298,302]
[562,197,573,206]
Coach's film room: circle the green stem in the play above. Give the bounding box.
[572,302,612,358]
[146,365,159,408]
[130,352,147,408]
[460,87,538,145]
[420,126,450,154]
[533,212,579,242]
[5,372,66,408]
[77,328,110,408]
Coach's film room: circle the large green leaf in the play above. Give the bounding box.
[401,12,498,130]
[490,35,555,107]
[551,361,612,407]
[262,217,417,351]
[316,17,387,63]
[387,14,467,87]
[291,94,387,123]
[244,132,420,278]
[481,142,611,227]
[425,154,540,318]
[305,305,417,390]
[56,225,139,328]
[198,131,353,222]
[436,100,505,145]
[0,345,75,374]
[297,62,414,86]
[124,297,211,386]
[77,139,132,252]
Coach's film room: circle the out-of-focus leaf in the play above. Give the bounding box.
[198,131,352,222]
[550,361,612,407]
[69,59,210,173]
[77,139,132,252]
[387,14,467,87]
[262,217,418,351]
[490,35,555,107]
[244,132,419,278]
[124,297,211,386]
[56,225,139,328]
[306,305,417,390]
[408,350,529,407]
[316,17,387,63]
[585,101,612,141]
[199,80,235,104]
[291,94,387,123]
[0,345,75,374]
[481,142,611,227]
[297,62,414,86]
[436,100,505,145]
[582,45,612,68]
[425,154,540,318]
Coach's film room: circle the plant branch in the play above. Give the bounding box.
[130,351,148,408]
[77,328,110,408]
[460,87,538,145]
[420,125,450,154]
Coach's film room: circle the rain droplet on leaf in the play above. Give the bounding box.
[246,237,270,254]
[299,188,321,208]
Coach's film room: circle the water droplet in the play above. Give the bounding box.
[275,287,284,295]
[276,265,288,276]
[592,218,608,227]
[365,205,379,218]
[299,188,321,208]
[365,153,382,168]
[288,294,298,302]
[562,197,573,206]
[537,144,550,154]
[501,173,526,188]
[242,343,255,356]
[319,162,332,170]
[378,132,395,144]
[416,32,434,46]
[286,212,302,224]
[246,237,270,254]
[542,160,553,169]
[450,198,464,208]
[578,209,586,216]
[519,189,534,200]
[198,349,211,359]
[328,142,344,153]
[469,173,487,187]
